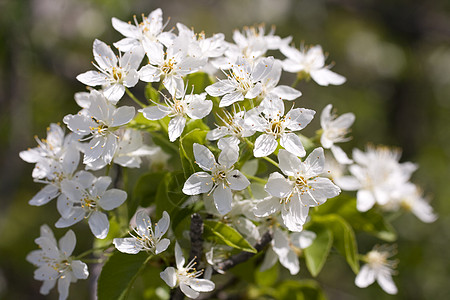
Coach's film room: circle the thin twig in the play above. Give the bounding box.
[214,230,273,274]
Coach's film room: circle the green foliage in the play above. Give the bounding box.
[145,83,160,102]
[131,171,169,217]
[154,171,187,217]
[185,72,214,94]
[316,196,397,241]
[255,262,279,287]
[309,214,360,274]
[179,128,208,176]
[97,252,152,300]
[203,220,257,253]
[274,280,327,300]
[304,224,333,277]
[128,113,161,132]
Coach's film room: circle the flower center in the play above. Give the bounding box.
[267,119,284,138]
[161,58,176,75]
[112,66,124,82]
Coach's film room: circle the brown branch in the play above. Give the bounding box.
[214,230,273,274]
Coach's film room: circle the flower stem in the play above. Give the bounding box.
[126,87,146,108]
[243,173,267,185]
[75,243,113,260]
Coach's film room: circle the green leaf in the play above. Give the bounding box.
[184,118,210,133]
[128,113,160,132]
[303,224,333,277]
[312,214,359,274]
[255,261,279,287]
[276,280,327,300]
[97,251,151,300]
[131,171,168,217]
[145,83,160,102]
[203,220,257,253]
[179,128,207,176]
[155,171,187,217]
[184,72,214,94]
[316,196,397,241]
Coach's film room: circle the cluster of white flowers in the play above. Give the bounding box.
[21,8,436,300]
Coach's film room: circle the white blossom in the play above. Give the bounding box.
[355,245,398,295]
[254,148,341,231]
[335,145,417,212]
[182,143,250,215]
[55,172,127,239]
[26,225,89,300]
[320,104,355,164]
[114,210,170,254]
[206,56,274,107]
[139,91,212,142]
[112,9,175,52]
[160,242,215,299]
[63,90,135,166]
[76,39,144,103]
[281,45,346,86]
[261,227,316,275]
[382,183,437,223]
[139,38,206,95]
[246,98,315,157]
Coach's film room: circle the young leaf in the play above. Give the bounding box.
[145,83,160,102]
[303,224,333,277]
[184,72,214,94]
[312,214,359,274]
[179,128,207,176]
[131,171,168,218]
[203,220,257,253]
[155,171,187,217]
[127,113,161,132]
[97,251,151,300]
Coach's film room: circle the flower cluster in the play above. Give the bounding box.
[21,8,436,300]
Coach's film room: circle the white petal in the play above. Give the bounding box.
[377,272,398,295]
[58,230,76,256]
[160,267,177,288]
[253,196,281,217]
[39,278,56,295]
[88,211,109,239]
[205,81,235,97]
[154,211,170,239]
[103,84,125,103]
[273,229,299,275]
[331,145,353,165]
[61,180,84,202]
[213,185,233,215]
[98,189,127,210]
[155,238,170,254]
[139,105,171,120]
[227,170,250,191]
[271,85,301,100]
[356,190,376,212]
[135,210,151,237]
[63,114,96,136]
[290,230,317,249]
[281,198,309,232]
[29,185,59,206]
[265,172,292,198]
[304,147,325,177]
[254,134,278,157]
[245,83,263,99]
[168,116,186,142]
[278,149,302,177]
[93,176,112,195]
[252,57,274,82]
[57,275,71,300]
[93,39,117,70]
[84,136,107,164]
[113,238,142,254]
[55,209,85,228]
[193,143,216,171]
[71,260,89,279]
[138,64,161,82]
[187,278,215,292]
[284,108,315,131]
[219,91,244,107]
[111,17,140,39]
[310,68,346,86]
[280,133,306,158]
[334,176,361,191]
[175,242,185,269]
[111,106,135,127]
[355,265,376,288]
[62,147,80,175]
[182,172,213,195]
[218,146,239,169]
[180,283,200,299]
[76,71,108,86]
[260,247,278,272]
[185,98,212,120]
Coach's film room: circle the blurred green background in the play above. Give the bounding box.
[1,0,449,299]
